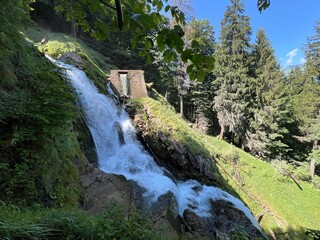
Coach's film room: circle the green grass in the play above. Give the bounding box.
[133,91,320,238]
[23,26,118,93]
[0,201,161,240]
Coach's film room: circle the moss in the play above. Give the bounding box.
[0,25,87,207]
[24,26,118,94]
[73,111,98,167]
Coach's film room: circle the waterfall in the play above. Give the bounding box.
[48,56,260,229]
[120,73,129,96]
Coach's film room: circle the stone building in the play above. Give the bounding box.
[109,70,148,98]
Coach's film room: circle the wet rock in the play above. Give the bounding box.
[114,122,125,145]
[181,209,207,238]
[208,199,264,239]
[179,200,265,240]
[79,159,144,215]
[149,192,180,239]
[59,52,84,69]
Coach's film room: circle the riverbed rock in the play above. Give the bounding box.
[150,192,181,239]
[178,200,265,239]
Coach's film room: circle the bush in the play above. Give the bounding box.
[96,202,161,240]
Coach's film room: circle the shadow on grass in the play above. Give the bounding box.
[266,226,320,240]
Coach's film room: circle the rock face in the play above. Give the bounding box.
[59,52,84,68]
[79,158,144,215]
[79,158,181,238]
[132,111,218,186]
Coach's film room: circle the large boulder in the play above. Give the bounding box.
[79,159,144,214]
[79,159,180,238]
[179,200,265,239]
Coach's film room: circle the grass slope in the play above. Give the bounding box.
[22,25,320,238]
[134,92,320,238]
[24,26,117,93]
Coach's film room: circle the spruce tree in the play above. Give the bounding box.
[287,22,320,177]
[248,29,295,160]
[304,21,320,82]
[213,0,252,147]
[184,18,216,132]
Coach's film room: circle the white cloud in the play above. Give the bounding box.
[300,58,306,64]
[286,48,298,65]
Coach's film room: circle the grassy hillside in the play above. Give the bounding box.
[133,92,320,238]
[3,20,317,238]
[24,26,117,93]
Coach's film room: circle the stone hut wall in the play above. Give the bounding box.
[110,70,148,98]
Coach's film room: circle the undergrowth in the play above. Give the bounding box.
[0,202,160,240]
[0,24,83,206]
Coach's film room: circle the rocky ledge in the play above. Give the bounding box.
[131,106,220,187]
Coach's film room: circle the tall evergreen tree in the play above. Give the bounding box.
[304,21,320,82]
[286,22,320,177]
[184,18,216,132]
[213,0,252,147]
[247,29,295,160]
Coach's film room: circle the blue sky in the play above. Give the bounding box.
[191,0,320,67]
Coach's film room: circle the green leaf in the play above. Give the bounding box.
[157,1,163,11]
[186,64,195,75]
[158,43,166,52]
[152,0,159,7]
[181,49,193,62]
[54,5,64,13]
[139,50,146,57]
[163,49,172,61]
[131,38,137,49]
[197,69,205,81]
[192,54,203,66]
[156,34,164,46]
[165,5,170,12]
[191,40,200,49]
[146,4,152,13]
[257,0,271,12]
[145,38,153,49]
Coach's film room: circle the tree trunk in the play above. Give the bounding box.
[310,140,318,181]
[165,90,169,101]
[219,124,225,139]
[180,94,184,118]
[70,19,77,37]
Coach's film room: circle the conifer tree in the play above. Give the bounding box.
[247,29,295,160]
[286,22,320,177]
[184,18,216,131]
[213,0,252,147]
[304,21,320,82]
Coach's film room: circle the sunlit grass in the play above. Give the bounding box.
[134,91,320,236]
[23,26,117,93]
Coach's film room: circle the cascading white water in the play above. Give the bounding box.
[48,56,260,229]
[120,73,129,96]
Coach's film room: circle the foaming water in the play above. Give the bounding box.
[48,56,259,229]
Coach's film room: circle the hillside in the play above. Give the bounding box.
[132,93,320,239]
[2,1,320,239]
[24,25,320,238]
